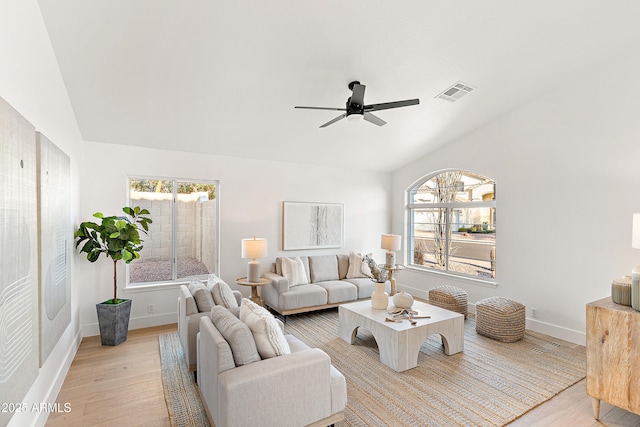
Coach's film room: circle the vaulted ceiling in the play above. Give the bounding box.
[38,1,640,172]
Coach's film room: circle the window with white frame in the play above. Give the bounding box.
[127,177,219,286]
[407,170,496,280]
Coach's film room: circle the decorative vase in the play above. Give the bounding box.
[632,266,640,311]
[611,276,632,306]
[371,282,389,310]
[393,291,414,309]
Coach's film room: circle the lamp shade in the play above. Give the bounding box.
[633,214,640,249]
[241,237,268,259]
[381,234,402,251]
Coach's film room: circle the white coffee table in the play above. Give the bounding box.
[338,299,464,372]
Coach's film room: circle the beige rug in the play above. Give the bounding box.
[283,309,586,427]
[160,309,586,427]
[159,332,211,427]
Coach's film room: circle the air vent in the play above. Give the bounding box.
[435,81,475,102]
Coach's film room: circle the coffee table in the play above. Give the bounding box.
[338,299,464,372]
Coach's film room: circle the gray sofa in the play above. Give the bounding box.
[262,254,389,316]
[178,283,242,371]
[197,307,347,427]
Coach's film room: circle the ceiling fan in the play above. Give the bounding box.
[295,81,420,128]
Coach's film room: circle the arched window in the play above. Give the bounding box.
[407,170,496,281]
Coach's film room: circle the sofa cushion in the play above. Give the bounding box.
[240,298,291,358]
[346,252,373,279]
[278,284,328,311]
[208,275,239,309]
[189,280,215,313]
[210,306,261,366]
[314,280,358,304]
[343,277,377,299]
[281,256,309,287]
[309,255,339,283]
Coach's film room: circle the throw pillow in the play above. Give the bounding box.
[210,306,261,366]
[188,280,215,313]
[346,252,373,279]
[240,298,290,359]
[208,275,239,309]
[281,256,309,287]
[309,255,340,282]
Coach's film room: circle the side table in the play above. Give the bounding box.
[379,264,405,295]
[235,277,271,306]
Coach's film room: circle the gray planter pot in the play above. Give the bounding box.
[96,299,132,346]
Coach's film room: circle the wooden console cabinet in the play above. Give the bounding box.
[586,297,640,419]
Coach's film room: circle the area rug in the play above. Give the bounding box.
[160,309,586,427]
[284,309,586,427]
[159,333,210,427]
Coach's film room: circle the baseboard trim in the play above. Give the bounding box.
[397,284,585,346]
[524,318,585,346]
[8,325,82,427]
[82,312,178,337]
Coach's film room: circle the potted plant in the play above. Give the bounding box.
[74,206,152,345]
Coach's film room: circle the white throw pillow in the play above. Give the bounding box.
[281,256,309,287]
[208,275,239,309]
[240,298,291,358]
[347,251,373,279]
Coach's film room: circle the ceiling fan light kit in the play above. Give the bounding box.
[295,81,419,128]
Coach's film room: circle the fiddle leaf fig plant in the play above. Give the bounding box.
[74,206,152,304]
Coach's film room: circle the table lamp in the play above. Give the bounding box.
[632,214,640,311]
[241,237,268,283]
[381,234,402,267]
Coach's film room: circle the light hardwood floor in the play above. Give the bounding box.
[46,324,175,427]
[45,323,640,427]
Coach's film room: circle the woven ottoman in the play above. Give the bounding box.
[428,285,468,319]
[475,297,525,342]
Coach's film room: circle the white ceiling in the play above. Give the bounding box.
[37,0,640,172]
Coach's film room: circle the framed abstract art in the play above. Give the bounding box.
[282,201,343,250]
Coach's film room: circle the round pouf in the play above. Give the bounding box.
[428,285,468,319]
[475,297,525,342]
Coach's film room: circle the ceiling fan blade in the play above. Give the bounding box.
[319,113,346,128]
[363,112,387,126]
[350,83,366,108]
[295,106,346,111]
[366,98,420,112]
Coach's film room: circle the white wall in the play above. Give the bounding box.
[78,141,391,336]
[1,1,85,426]
[391,53,640,345]
[6,3,633,424]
